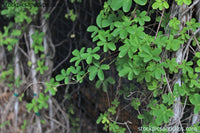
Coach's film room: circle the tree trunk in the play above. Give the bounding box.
[169,3,190,133]
[28,26,42,133]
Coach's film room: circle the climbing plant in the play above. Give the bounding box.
[56,0,200,132]
[1,0,200,132]
[0,0,63,132]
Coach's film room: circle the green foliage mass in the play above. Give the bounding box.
[1,0,200,132]
[54,0,200,132]
[0,0,52,118]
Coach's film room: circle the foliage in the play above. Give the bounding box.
[95,76,115,91]
[36,60,48,74]
[1,0,200,132]
[0,0,61,128]
[54,0,200,132]
[31,30,45,54]
[152,0,169,10]
[26,78,60,113]
[0,0,38,50]
[65,9,77,22]
[175,0,191,5]
[0,0,54,115]
[189,94,200,114]
[21,120,28,131]
[96,99,126,132]
[65,0,82,21]
[26,93,49,113]
[0,121,10,128]
[45,78,59,96]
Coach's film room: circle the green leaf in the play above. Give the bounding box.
[120,30,128,39]
[112,28,121,37]
[164,58,179,73]
[148,81,158,91]
[175,0,191,5]
[196,52,200,58]
[45,78,59,96]
[93,47,100,53]
[86,56,93,64]
[166,35,183,51]
[88,66,98,81]
[162,93,175,105]
[107,42,116,51]
[119,44,129,58]
[102,20,112,28]
[72,49,79,56]
[131,98,141,110]
[34,106,39,113]
[98,69,104,80]
[87,25,98,32]
[95,80,102,88]
[152,104,173,125]
[93,54,100,60]
[96,13,102,28]
[44,13,50,19]
[195,67,200,72]
[106,77,115,84]
[180,60,193,74]
[64,77,69,84]
[70,47,86,66]
[55,75,65,81]
[134,0,147,6]
[119,67,130,77]
[133,11,151,26]
[169,17,180,30]
[128,71,134,80]
[96,113,103,124]
[197,60,200,66]
[152,0,169,10]
[70,57,78,63]
[123,0,132,12]
[190,94,200,114]
[145,72,151,82]
[26,103,34,112]
[98,33,106,42]
[163,1,169,9]
[100,64,110,70]
[110,0,123,11]
[133,68,140,75]
[11,29,21,36]
[68,66,76,74]
[138,114,145,119]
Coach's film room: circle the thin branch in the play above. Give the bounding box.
[181,0,200,17]
[194,36,200,50]
[182,28,200,60]
[155,8,165,39]
[164,75,173,94]
[45,115,69,131]
[109,119,132,133]
[55,39,68,47]
[18,46,29,58]
[53,41,72,72]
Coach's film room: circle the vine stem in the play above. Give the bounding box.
[14,42,20,132]
[155,8,165,40]
[109,118,132,133]
[164,75,173,94]
[29,25,42,133]
[170,4,189,132]
[41,0,55,131]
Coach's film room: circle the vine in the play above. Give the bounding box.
[55,0,200,132]
[1,0,200,132]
